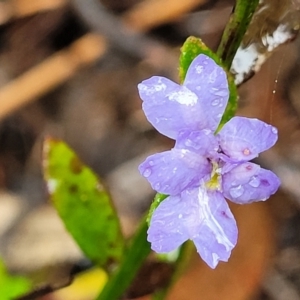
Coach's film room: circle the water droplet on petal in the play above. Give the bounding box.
[272,127,278,134]
[143,168,152,178]
[249,176,260,187]
[149,160,154,166]
[154,183,161,190]
[212,99,220,106]
[196,65,203,73]
[185,139,193,147]
[229,185,244,198]
[178,214,183,219]
[214,89,228,97]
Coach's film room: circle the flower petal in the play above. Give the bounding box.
[175,129,219,159]
[183,54,229,132]
[147,195,190,253]
[222,162,280,204]
[139,149,211,195]
[217,117,278,161]
[183,188,237,269]
[147,187,237,269]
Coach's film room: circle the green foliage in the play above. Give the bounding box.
[0,260,31,300]
[147,193,168,225]
[217,0,260,70]
[179,36,238,130]
[43,138,124,268]
[179,36,222,83]
[96,218,151,300]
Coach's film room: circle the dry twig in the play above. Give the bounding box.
[122,0,208,32]
[0,33,106,120]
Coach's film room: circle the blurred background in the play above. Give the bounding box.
[0,0,300,299]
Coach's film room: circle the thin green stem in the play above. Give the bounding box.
[95,217,151,300]
[217,0,259,70]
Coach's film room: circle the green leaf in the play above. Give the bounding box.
[147,193,168,225]
[96,216,151,300]
[0,260,31,299]
[179,36,238,129]
[179,37,222,84]
[43,138,124,268]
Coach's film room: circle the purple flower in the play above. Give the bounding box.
[138,54,280,268]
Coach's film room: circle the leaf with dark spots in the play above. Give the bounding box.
[43,138,124,268]
[70,156,84,174]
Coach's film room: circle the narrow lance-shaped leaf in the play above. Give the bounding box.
[43,138,124,267]
[179,36,238,129]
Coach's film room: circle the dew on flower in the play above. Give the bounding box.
[208,69,218,83]
[184,139,193,147]
[211,99,220,106]
[249,176,260,187]
[196,65,203,73]
[168,88,198,106]
[214,89,228,97]
[137,53,280,269]
[154,183,161,190]
[229,185,244,198]
[143,168,152,178]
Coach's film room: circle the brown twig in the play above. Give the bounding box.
[71,0,173,63]
[0,0,67,25]
[0,33,106,120]
[122,0,208,32]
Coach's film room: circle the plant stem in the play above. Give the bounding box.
[95,217,151,300]
[217,0,259,70]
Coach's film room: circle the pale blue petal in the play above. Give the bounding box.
[183,54,229,132]
[183,188,238,269]
[139,149,211,195]
[218,117,278,161]
[175,129,219,159]
[147,186,238,269]
[223,162,281,204]
[147,195,189,253]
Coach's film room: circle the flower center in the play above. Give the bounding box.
[205,161,221,191]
